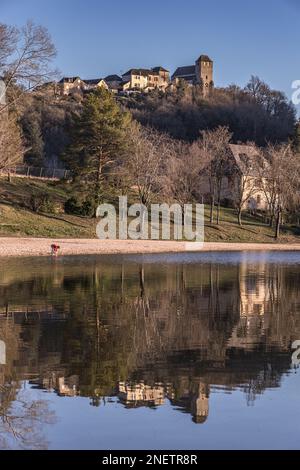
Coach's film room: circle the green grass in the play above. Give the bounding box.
[0,177,299,243]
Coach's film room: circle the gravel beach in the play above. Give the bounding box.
[0,238,300,257]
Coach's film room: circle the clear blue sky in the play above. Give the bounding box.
[1,0,299,101]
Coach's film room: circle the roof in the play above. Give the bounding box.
[152,66,169,73]
[59,77,81,84]
[105,74,122,82]
[83,78,105,85]
[229,144,264,176]
[122,68,159,77]
[197,55,213,63]
[171,65,196,79]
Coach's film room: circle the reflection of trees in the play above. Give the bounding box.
[0,383,55,449]
[0,256,299,429]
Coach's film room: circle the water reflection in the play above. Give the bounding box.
[0,254,299,448]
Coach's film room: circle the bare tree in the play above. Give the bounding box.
[165,141,202,207]
[0,383,55,449]
[123,123,173,207]
[259,143,300,239]
[232,150,260,226]
[255,148,277,227]
[0,21,57,113]
[199,127,232,224]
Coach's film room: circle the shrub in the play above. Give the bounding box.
[64,197,81,215]
[64,197,95,217]
[29,194,56,214]
[81,199,94,217]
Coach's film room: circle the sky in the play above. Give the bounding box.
[1,0,299,102]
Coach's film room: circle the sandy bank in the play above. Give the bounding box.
[0,238,300,258]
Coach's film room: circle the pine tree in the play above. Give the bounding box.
[293,120,300,153]
[64,88,131,212]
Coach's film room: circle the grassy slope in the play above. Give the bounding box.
[0,177,299,243]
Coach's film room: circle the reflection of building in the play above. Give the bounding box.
[118,380,210,424]
[191,383,209,424]
[239,261,272,317]
[228,260,278,350]
[33,374,79,397]
[118,382,165,407]
[170,382,210,425]
[1,258,299,429]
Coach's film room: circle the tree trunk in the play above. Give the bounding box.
[275,210,281,239]
[217,200,221,225]
[210,195,215,224]
[238,208,242,226]
[94,158,102,218]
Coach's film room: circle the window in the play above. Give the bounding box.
[257,195,261,204]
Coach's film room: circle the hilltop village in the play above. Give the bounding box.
[38,53,214,97]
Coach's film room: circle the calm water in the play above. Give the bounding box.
[0,251,300,450]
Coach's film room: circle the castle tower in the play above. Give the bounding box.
[195,55,213,97]
[191,383,209,424]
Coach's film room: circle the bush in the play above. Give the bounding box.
[64,197,81,215]
[81,199,94,217]
[64,197,95,217]
[29,194,56,214]
[28,193,56,214]
[41,196,57,214]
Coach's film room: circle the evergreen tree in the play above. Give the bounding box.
[64,88,131,212]
[21,108,44,166]
[293,120,300,153]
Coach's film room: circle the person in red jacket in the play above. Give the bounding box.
[51,244,60,256]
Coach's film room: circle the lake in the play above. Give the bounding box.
[0,251,300,450]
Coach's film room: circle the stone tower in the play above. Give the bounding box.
[195,55,213,97]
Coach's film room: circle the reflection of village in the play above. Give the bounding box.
[0,255,299,429]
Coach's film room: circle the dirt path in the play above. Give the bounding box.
[0,238,300,258]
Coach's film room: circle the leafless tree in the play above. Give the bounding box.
[0,21,57,113]
[123,123,173,207]
[259,143,300,239]
[198,127,232,224]
[232,147,260,226]
[0,383,55,449]
[164,141,203,207]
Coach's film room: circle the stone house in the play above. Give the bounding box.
[58,76,85,95]
[104,74,123,93]
[82,78,108,91]
[227,144,269,211]
[121,66,170,92]
[172,54,214,96]
[200,143,270,211]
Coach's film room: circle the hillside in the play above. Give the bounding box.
[0,177,299,243]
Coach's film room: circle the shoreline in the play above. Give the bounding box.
[0,238,300,258]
